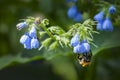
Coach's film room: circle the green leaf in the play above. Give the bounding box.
[92,28,120,55]
[0,54,43,70]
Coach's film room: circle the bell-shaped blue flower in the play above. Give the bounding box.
[82,41,90,53]
[73,12,82,22]
[109,5,116,14]
[94,11,104,22]
[29,26,37,38]
[103,17,113,31]
[20,33,30,44]
[73,43,85,54]
[96,21,103,31]
[31,38,39,49]
[70,34,79,47]
[23,37,31,49]
[73,40,90,54]
[67,6,77,18]
[16,22,27,30]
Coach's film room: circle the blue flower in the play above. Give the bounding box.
[67,6,77,18]
[103,17,113,31]
[73,40,90,54]
[73,43,85,54]
[82,41,90,53]
[20,33,31,44]
[29,26,37,38]
[70,34,79,47]
[23,38,31,49]
[31,38,39,49]
[96,21,103,31]
[109,5,116,14]
[94,11,104,22]
[16,22,27,30]
[20,33,31,49]
[73,12,82,22]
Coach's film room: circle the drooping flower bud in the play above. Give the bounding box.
[109,5,116,14]
[16,22,27,30]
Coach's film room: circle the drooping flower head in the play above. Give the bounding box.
[67,6,78,18]
[103,17,113,31]
[16,22,27,30]
[109,5,116,14]
[70,34,80,47]
[73,12,82,22]
[31,38,39,49]
[29,26,37,38]
[73,40,90,54]
[94,11,104,22]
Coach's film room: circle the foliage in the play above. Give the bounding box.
[0,0,120,80]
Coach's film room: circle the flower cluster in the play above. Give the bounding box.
[67,0,82,22]
[94,5,116,31]
[16,17,96,67]
[70,34,90,54]
[17,21,39,49]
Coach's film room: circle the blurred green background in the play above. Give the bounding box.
[0,0,120,80]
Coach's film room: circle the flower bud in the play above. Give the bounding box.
[16,22,27,30]
[109,5,116,14]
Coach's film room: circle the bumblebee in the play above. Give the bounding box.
[77,51,92,67]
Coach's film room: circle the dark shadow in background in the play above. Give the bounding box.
[0,59,63,80]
